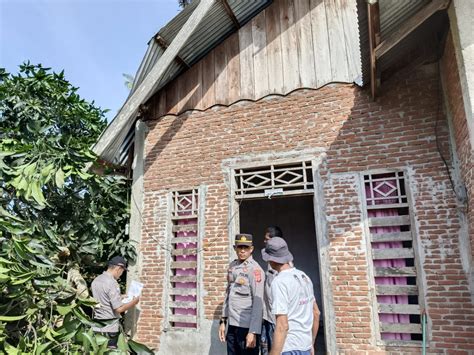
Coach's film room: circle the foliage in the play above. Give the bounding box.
[178,0,192,8]
[0,64,150,353]
[122,74,134,91]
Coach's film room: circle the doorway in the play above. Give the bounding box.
[239,195,326,354]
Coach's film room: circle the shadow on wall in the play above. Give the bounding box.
[208,302,226,355]
[124,306,141,338]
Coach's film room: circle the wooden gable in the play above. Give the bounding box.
[150,0,362,118]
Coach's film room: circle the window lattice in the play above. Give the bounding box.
[235,161,313,199]
[168,189,199,329]
[363,171,422,343]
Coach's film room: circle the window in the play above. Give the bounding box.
[234,161,314,199]
[363,171,423,343]
[167,189,200,329]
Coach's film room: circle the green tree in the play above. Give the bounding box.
[0,63,151,354]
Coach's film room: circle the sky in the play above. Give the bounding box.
[0,0,182,120]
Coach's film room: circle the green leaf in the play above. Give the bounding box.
[117,333,129,352]
[76,170,92,180]
[81,331,99,354]
[35,341,52,355]
[0,314,27,321]
[57,304,74,315]
[41,163,55,178]
[77,297,98,307]
[0,256,15,264]
[31,180,46,206]
[23,162,37,177]
[12,239,29,259]
[45,328,57,342]
[4,342,20,355]
[128,339,155,354]
[0,206,22,221]
[11,274,33,285]
[55,168,64,188]
[72,306,94,326]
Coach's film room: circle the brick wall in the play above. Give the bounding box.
[135,62,474,353]
[441,30,474,263]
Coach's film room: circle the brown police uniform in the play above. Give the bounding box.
[222,234,265,355]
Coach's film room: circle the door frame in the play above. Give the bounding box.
[222,148,336,353]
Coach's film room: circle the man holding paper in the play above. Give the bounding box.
[91,256,140,348]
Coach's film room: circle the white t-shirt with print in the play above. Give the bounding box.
[271,267,315,352]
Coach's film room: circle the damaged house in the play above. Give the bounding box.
[93,0,474,353]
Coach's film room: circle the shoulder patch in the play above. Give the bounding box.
[254,269,262,283]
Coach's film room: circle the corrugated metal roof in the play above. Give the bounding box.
[158,0,200,43]
[359,0,439,84]
[112,0,272,165]
[379,0,430,41]
[131,0,272,95]
[178,3,235,65]
[358,0,371,88]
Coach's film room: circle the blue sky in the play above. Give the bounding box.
[0,0,181,120]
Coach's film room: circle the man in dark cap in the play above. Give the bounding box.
[262,238,320,355]
[219,233,265,355]
[91,256,139,348]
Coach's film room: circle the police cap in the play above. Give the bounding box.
[235,233,253,246]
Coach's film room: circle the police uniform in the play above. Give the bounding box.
[222,234,265,355]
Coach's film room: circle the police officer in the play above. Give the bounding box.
[91,256,139,348]
[219,233,265,355]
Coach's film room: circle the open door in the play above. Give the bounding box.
[239,195,326,354]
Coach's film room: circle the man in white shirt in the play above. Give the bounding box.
[262,238,320,355]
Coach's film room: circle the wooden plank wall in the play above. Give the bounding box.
[152,0,361,118]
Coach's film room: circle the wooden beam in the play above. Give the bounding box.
[155,35,190,68]
[367,0,380,99]
[374,266,417,277]
[170,236,198,244]
[370,231,412,243]
[170,300,197,309]
[368,215,411,227]
[372,248,414,260]
[219,0,240,28]
[93,0,216,161]
[380,323,422,334]
[172,224,198,232]
[375,0,450,59]
[169,314,197,323]
[170,275,197,283]
[169,288,197,296]
[378,304,420,315]
[171,248,198,256]
[170,261,197,269]
[376,285,418,296]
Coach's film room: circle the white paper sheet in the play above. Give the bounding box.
[122,280,144,304]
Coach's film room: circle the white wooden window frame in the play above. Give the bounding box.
[163,186,206,331]
[359,168,426,348]
[234,160,315,199]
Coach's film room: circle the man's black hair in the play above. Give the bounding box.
[265,226,283,238]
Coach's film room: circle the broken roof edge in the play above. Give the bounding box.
[92,0,216,162]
